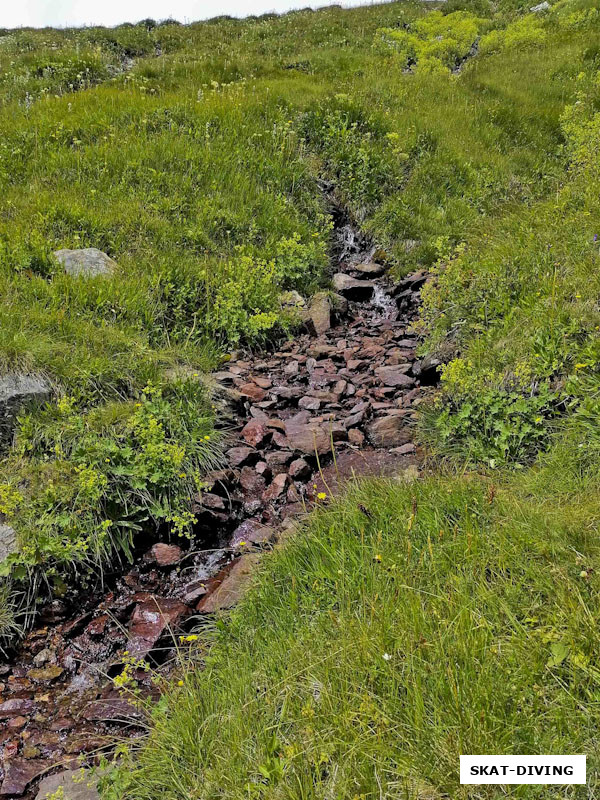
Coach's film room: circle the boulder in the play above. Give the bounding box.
[1,759,49,797]
[284,418,331,456]
[329,292,349,316]
[0,374,51,448]
[530,1,550,9]
[54,248,117,278]
[366,416,412,448]
[307,292,332,336]
[332,273,375,301]
[126,597,188,658]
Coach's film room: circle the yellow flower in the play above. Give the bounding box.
[575,363,589,370]
[317,492,327,500]
[239,540,247,546]
[178,680,184,687]
[204,435,210,440]
[535,417,543,423]
[374,554,382,563]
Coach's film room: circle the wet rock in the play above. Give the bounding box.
[0,698,34,718]
[1,758,49,796]
[230,520,274,548]
[307,292,332,336]
[35,768,102,800]
[366,416,412,448]
[54,248,117,278]
[27,665,63,682]
[289,458,311,480]
[146,543,183,567]
[262,473,289,503]
[126,597,188,658]
[332,273,375,301]
[0,374,51,449]
[85,614,109,637]
[241,419,271,448]
[197,554,262,613]
[374,366,415,388]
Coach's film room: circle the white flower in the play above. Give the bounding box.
[382,653,392,662]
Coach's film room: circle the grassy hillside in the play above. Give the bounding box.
[1,0,599,793]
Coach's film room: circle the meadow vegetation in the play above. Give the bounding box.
[0,0,599,793]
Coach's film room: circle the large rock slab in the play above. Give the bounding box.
[54,248,117,278]
[374,366,415,388]
[0,374,51,448]
[332,273,375,301]
[1,759,49,797]
[197,554,261,612]
[283,417,332,456]
[36,769,102,800]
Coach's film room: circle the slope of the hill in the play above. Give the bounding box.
[0,0,599,795]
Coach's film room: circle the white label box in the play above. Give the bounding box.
[460,755,586,784]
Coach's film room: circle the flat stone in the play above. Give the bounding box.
[366,416,412,448]
[1,759,49,796]
[239,382,267,402]
[332,273,375,301]
[299,396,320,411]
[36,768,103,800]
[284,418,331,457]
[27,665,63,682]
[54,248,117,278]
[82,696,144,724]
[126,597,188,658]
[352,261,386,277]
[197,554,262,612]
[374,366,415,388]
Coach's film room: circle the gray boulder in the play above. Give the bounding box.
[0,374,51,448]
[36,768,104,800]
[54,248,117,278]
[0,524,18,564]
[530,1,550,10]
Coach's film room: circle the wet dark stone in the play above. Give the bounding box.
[0,758,49,796]
[126,598,188,658]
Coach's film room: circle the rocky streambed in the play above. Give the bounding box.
[0,209,437,799]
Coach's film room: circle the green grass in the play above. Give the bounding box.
[108,429,600,798]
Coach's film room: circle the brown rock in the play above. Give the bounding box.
[239,382,267,402]
[0,699,34,718]
[7,716,26,730]
[299,396,320,411]
[82,696,144,724]
[230,520,274,548]
[348,428,365,446]
[226,446,256,467]
[147,543,183,567]
[366,416,412,447]
[1,759,49,796]
[262,473,289,503]
[27,665,64,682]
[352,261,386,277]
[284,419,331,457]
[126,597,188,658]
[35,768,103,800]
[197,554,262,613]
[289,458,311,480]
[241,419,271,448]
